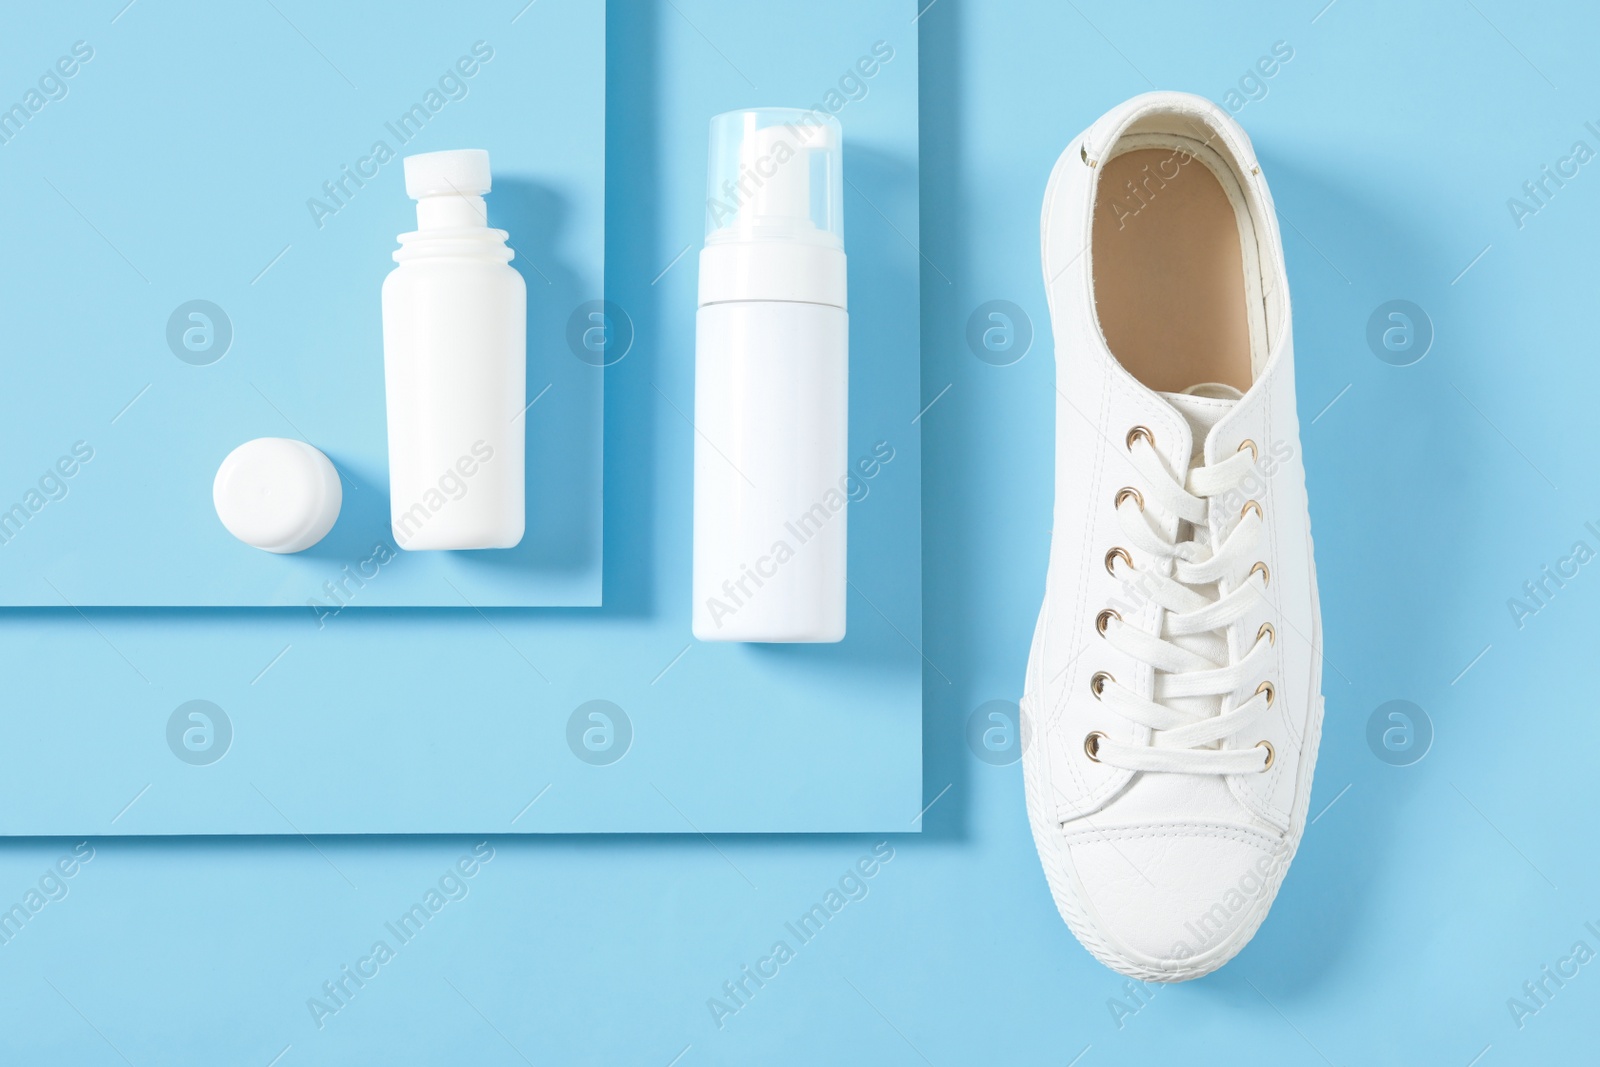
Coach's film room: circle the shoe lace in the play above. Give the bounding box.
[1088,426,1276,776]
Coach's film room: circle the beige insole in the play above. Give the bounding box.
[1092,148,1253,394]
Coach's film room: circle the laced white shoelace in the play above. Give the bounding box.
[1089,428,1275,776]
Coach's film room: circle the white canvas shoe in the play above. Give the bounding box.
[1021,92,1323,982]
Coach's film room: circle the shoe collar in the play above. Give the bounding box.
[1081,91,1262,180]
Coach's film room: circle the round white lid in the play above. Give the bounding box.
[213,438,342,554]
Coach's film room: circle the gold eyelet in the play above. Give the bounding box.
[1090,671,1113,699]
[1240,500,1263,522]
[1255,680,1275,707]
[1125,426,1155,451]
[1095,608,1120,635]
[1256,740,1275,770]
[1256,622,1275,647]
[1249,561,1270,586]
[1105,547,1132,576]
[1114,486,1144,511]
[1237,439,1258,460]
[1084,731,1107,761]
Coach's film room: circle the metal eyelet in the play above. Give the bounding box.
[1237,439,1258,460]
[1090,671,1113,699]
[1249,561,1270,586]
[1240,500,1264,522]
[1114,486,1144,511]
[1084,731,1107,761]
[1105,547,1132,576]
[1125,426,1155,451]
[1255,680,1275,707]
[1256,740,1275,770]
[1095,608,1120,635]
[1256,622,1275,647]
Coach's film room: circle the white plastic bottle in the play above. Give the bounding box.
[382,149,526,550]
[692,109,848,642]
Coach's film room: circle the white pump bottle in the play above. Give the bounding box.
[382,149,526,550]
[692,109,848,642]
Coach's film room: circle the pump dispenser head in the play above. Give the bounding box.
[403,149,492,230]
[699,109,846,309]
[705,108,843,246]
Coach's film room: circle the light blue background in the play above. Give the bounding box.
[0,0,607,607]
[4,0,1599,1063]
[0,0,923,836]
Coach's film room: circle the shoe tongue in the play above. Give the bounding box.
[1159,384,1242,459]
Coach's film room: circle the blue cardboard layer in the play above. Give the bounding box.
[0,0,924,835]
[0,0,604,607]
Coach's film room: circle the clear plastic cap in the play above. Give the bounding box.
[705,108,842,247]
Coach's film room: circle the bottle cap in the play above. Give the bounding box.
[404,149,492,199]
[213,438,342,554]
[705,109,842,246]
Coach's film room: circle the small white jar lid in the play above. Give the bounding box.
[213,438,342,553]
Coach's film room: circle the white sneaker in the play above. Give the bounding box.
[1022,92,1323,982]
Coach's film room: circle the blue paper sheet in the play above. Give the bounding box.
[0,0,923,835]
[0,0,605,607]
